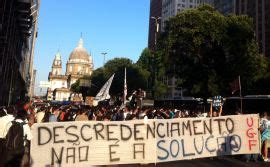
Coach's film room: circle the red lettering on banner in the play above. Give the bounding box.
[246,117,254,127]
[246,128,256,138]
[248,140,257,151]
[246,117,257,151]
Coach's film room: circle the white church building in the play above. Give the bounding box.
[47,37,93,101]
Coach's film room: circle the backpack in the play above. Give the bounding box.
[5,121,26,154]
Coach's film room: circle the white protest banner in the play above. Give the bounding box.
[30,114,260,166]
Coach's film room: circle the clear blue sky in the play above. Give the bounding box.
[34,0,150,93]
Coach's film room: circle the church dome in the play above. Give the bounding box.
[66,37,94,76]
[68,38,92,63]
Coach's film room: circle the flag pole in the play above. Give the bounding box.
[239,75,243,114]
[123,68,127,106]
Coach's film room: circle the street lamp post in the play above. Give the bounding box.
[101,52,107,66]
[151,16,161,46]
[151,16,161,99]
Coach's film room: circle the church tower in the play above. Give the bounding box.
[51,51,62,75]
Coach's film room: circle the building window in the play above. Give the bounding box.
[69,65,73,72]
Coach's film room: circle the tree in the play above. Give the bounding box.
[137,48,152,95]
[137,48,168,99]
[158,4,267,98]
[137,48,152,71]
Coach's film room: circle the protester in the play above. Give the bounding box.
[36,107,45,123]
[0,107,15,139]
[5,109,32,167]
[260,112,270,162]
[2,95,267,165]
[0,107,12,167]
[49,107,59,122]
[41,109,51,123]
[75,109,88,121]
[0,106,15,166]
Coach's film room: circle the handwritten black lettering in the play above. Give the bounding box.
[107,124,118,141]
[146,122,156,139]
[66,125,79,143]
[226,118,234,133]
[53,126,64,143]
[79,146,89,162]
[66,147,76,163]
[38,126,52,145]
[182,120,192,136]
[134,124,144,140]
[157,123,165,138]
[214,119,225,135]
[51,147,63,165]
[120,124,132,141]
[81,124,92,141]
[203,119,212,135]
[94,123,105,140]
[193,120,203,135]
[170,122,180,137]
[181,139,195,157]
[133,143,145,159]
[109,144,120,162]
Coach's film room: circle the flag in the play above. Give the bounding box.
[94,74,115,102]
[230,76,241,95]
[123,68,127,105]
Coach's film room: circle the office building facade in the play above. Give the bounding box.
[236,0,270,57]
[0,0,39,105]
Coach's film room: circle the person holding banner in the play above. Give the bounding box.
[260,112,270,162]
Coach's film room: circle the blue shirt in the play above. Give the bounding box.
[49,114,57,122]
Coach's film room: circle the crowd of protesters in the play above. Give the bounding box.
[0,96,270,166]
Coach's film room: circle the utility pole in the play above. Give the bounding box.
[151,16,161,99]
[101,52,107,66]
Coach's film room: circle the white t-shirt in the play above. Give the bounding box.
[5,119,33,143]
[36,111,45,123]
[0,114,15,138]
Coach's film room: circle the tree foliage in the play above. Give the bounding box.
[137,48,152,71]
[158,4,268,98]
[136,48,168,99]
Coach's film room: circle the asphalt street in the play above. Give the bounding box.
[113,157,270,167]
